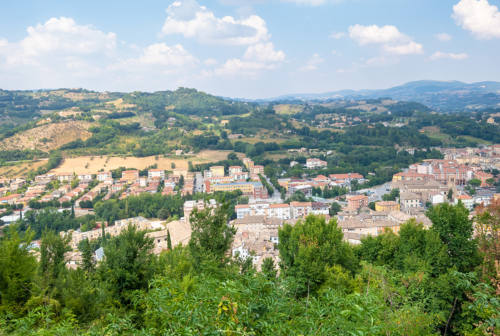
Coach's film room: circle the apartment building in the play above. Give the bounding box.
[306,158,327,169]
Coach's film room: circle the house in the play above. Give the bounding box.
[56,172,73,183]
[269,203,292,220]
[242,158,254,169]
[311,202,330,216]
[97,171,112,181]
[148,169,165,180]
[375,201,400,212]
[251,165,265,175]
[235,204,252,219]
[306,158,327,169]
[290,202,313,219]
[210,166,225,178]
[346,194,369,211]
[229,166,243,175]
[330,173,365,182]
[183,199,217,222]
[211,181,268,199]
[231,172,249,181]
[121,170,139,182]
[0,194,22,205]
[78,173,93,182]
[455,194,474,210]
[400,191,423,211]
[392,171,431,183]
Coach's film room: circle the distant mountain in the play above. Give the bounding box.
[267,80,500,112]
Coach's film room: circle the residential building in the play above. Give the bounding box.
[211,181,268,199]
[210,166,225,178]
[400,191,422,211]
[56,172,73,183]
[78,173,93,182]
[290,202,313,219]
[251,165,265,175]
[148,169,165,180]
[375,201,400,212]
[346,194,368,211]
[0,194,21,205]
[455,194,474,210]
[121,170,139,182]
[229,166,243,175]
[183,199,217,222]
[97,171,112,181]
[306,158,327,169]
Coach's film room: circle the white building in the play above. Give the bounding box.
[148,169,165,180]
[306,158,327,169]
[97,171,112,182]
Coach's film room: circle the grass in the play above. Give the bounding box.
[0,160,46,178]
[421,126,492,145]
[50,150,231,174]
[274,104,304,115]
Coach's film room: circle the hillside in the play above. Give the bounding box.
[268,80,500,112]
[0,120,92,151]
[0,86,497,180]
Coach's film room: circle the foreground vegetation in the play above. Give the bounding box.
[0,202,498,335]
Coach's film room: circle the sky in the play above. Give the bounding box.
[0,0,499,98]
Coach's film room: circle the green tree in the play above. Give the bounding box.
[427,203,480,272]
[447,188,453,201]
[261,257,277,280]
[0,226,37,313]
[39,231,71,293]
[166,229,172,250]
[100,225,155,305]
[329,202,341,216]
[278,215,358,296]
[382,188,400,201]
[79,238,95,274]
[468,178,481,188]
[188,203,235,267]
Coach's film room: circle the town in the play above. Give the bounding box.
[1,144,498,270]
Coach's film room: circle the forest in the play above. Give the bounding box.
[0,201,498,335]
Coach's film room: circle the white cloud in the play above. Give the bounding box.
[383,41,423,55]
[364,56,389,66]
[1,17,117,68]
[300,53,324,71]
[0,17,200,90]
[135,43,197,66]
[161,0,269,45]
[435,32,452,41]
[243,42,285,62]
[212,42,285,76]
[430,51,469,60]
[281,0,346,5]
[329,32,346,39]
[349,24,405,45]
[213,58,272,76]
[20,17,116,58]
[282,0,328,6]
[348,24,423,55]
[453,0,500,39]
[204,58,218,66]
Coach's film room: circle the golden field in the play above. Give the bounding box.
[50,150,231,174]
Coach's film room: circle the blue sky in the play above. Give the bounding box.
[0,0,499,98]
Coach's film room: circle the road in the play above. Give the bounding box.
[358,182,392,203]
